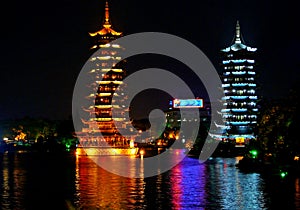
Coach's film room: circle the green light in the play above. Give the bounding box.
[249,150,258,158]
[280,171,288,178]
[65,144,71,149]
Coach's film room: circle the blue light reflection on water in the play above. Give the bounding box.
[204,157,268,209]
[73,155,270,209]
[0,152,300,209]
[165,157,269,209]
[169,157,207,209]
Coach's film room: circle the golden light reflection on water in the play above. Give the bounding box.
[74,155,146,209]
[295,178,300,207]
[1,153,300,209]
[0,155,26,209]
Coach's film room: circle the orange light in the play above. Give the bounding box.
[129,140,134,148]
[88,1,122,37]
[140,150,145,156]
[130,149,137,155]
[236,137,245,144]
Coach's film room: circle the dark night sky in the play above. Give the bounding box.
[0,0,299,120]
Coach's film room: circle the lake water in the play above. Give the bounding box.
[0,152,299,209]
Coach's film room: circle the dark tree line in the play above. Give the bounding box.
[255,84,300,162]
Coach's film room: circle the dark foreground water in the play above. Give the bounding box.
[0,152,300,210]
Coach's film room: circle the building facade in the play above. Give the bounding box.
[162,99,211,147]
[218,21,259,146]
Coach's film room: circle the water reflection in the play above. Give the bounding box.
[295,178,300,207]
[74,154,150,209]
[169,158,207,209]
[1,153,300,209]
[205,157,268,209]
[0,154,27,209]
[86,149,188,178]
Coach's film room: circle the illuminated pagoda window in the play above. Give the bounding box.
[79,1,131,147]
[219,21,258,146]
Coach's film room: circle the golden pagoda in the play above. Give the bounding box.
[78,1,133,150]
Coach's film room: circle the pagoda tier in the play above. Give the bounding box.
[219,21,259,146]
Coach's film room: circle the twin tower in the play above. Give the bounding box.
[78,1,258,148]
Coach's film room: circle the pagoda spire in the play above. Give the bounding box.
[103,0,111,28]
[89,0,122,37]
[235,20,242,44]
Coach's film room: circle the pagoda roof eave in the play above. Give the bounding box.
[89,27,122,37]
[221,21,257,52]
[89,1,123,37]
[221,44,257,52]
